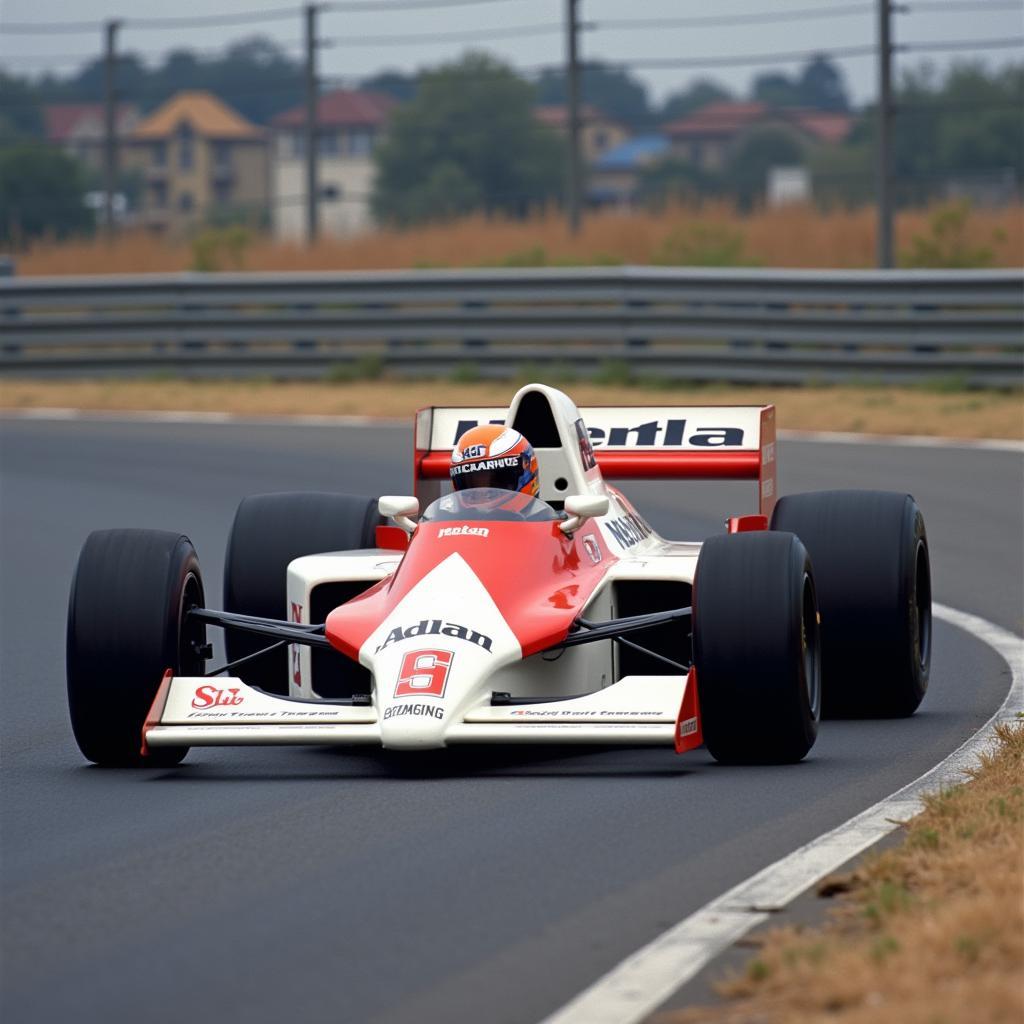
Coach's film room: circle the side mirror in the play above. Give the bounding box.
[379,495,420,534]
[560,494,609,535]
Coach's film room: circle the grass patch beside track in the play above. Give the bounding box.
[1,379,1021,441]
[663,721,1024,1024]
[13,202,1023,274]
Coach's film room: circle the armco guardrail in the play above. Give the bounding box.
[1,267,1021,386]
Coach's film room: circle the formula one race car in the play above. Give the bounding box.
[66,383,932,769]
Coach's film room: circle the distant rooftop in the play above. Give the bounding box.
[663,100,852,145]
[132,91,263,141]
[273,90,397,129]
[534,104,619,129]
[44,103,138,143]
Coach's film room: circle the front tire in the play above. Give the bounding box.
[771,490,931,717]
[223,492,380,694]
[67,529,206,767]
[694,531,821,764]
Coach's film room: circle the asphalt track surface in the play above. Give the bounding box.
[1,418,1020,1024]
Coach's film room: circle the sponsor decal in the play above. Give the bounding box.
[457,443,487,462]
[394,649,454,698]
[376,621,493,654]
[290,602,303,688]
[437,525,489,539]
[587,420,745,449]
[511,708,665,718]
[450,417,746,450]
[760,477,775,498]
[574,417,597,471]
[762,441,776,466]
[383,703,445,722]
[582,535,602,565]
[192,685,244,709]
[605,512,653,549]
[678,716,699,737]
[450,455,519,477]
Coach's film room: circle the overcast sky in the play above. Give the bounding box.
[1,0,1021,106]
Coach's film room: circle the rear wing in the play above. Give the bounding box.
[414,404,777,516]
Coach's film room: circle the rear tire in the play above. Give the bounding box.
[223,492,380,694]
[770,490,931,717]
[694,531,821,764]
[67,529,206,767]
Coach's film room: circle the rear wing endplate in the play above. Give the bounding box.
[414,404,777,516]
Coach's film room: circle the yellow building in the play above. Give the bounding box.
[125,91,268,233]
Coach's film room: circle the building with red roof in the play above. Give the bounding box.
[662,101,853,173]
[43,103,140,172]
[534,104,629,164]
[270,89,398,240]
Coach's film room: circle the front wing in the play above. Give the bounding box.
[142,671,704,754]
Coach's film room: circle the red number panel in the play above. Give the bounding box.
[394,649,454,698]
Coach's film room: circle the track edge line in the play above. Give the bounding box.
[537,603,1023,1024]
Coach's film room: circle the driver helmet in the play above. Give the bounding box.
[449,425,539,496]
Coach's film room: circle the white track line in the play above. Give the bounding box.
[539,604,1023,1024]
[2,409,1022,452]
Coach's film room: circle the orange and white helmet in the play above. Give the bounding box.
[449,425,539,496]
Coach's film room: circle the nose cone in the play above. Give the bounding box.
[358,554,522,748]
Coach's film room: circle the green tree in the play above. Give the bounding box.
[360,71,417,103]
[798,55,849,112]
[0,73,44,141]
[0,145,93,243]
[753,56,849,111]
[372,53,562,226]
[851,61,1023,205]
[535,62,651,129]
[660,79,732,123]
[753,71,802,108]
[636,158,719,206]
[724,127,805,209]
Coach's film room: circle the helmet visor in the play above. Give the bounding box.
[450,454,525,492]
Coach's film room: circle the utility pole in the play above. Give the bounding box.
[102,19,120,239]
[304,3,320,245]
[565,0,582,236]
[876,0,894,268]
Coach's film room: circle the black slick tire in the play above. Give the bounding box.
[694,531,821,764]
[223,492,380,694]
[67,529,206,767]
[770,490,931,717]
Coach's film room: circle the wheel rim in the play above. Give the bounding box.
[178,571,206,675]
[912,538,932,671]
[801,572,822,719]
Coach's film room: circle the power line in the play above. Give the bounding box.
[0,7,298,34]
[903,35,1024,52]
[115,6,304,30]
[0,19,109,35]
[322,21,569,47]
[598,3,876,32]
[322,0,540,11]
[0,45,305,67]
[588,36,1023,73]
[905,0,1024,12]
[0,0,523,35]
[587,45,878,73]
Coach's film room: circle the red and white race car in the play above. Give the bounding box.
[67,383,932,769]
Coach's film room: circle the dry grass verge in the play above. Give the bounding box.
[1,379,1021,441]
[14,202,1023,275]
[662,721,1024,1024]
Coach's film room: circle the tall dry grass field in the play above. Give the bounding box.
[16,201,1024,275]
